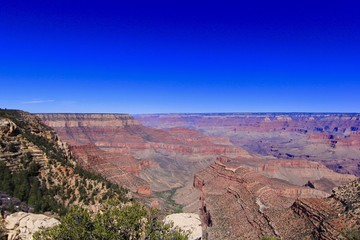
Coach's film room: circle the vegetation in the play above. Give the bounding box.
[73,165,128,203]
[1,109,189,239]
[261,237,279,240]
[0,109,129,215]
[34,202,189,240]
[154,188,183,214]
[344,228,360,240]
[0,160,66,214]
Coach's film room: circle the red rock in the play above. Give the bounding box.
[37,114,252,195]
[135,113,360,176]
[193,159,359,239]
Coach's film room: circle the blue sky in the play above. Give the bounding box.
[0,1,359,113]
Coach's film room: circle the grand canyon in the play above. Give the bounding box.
[2,1,359,239]
[34,112,360,239]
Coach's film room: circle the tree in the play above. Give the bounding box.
[34,206,94,240]
[0,162,14,195]
[34,202,189,240]
[28,179,42,212]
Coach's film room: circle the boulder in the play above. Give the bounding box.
[5,212,59,240]
[164,213,202,240]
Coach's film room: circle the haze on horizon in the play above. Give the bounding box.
[0,1,359,114]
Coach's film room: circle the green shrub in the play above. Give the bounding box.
[344,228,360,240]
[34,203,189,240]
[261,237,278,240]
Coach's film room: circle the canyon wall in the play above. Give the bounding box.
[37,114,251,201]
[36,112,359,239]
[194,159,359,239]
[135,113,360,176]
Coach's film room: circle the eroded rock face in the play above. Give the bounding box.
[164,213,202,240]
[135,113,360,176]
[236,158,358,193]
[291,179,360,240]
[37,114,252,198]
[4,212,59,240]
[37,113,358,214]
[193,159,359,240]
[1,110,128,215]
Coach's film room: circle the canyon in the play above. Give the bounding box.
[194,158,359,239]
[38,114,252,210]
[135,113,360,176]
[36,113,359,239]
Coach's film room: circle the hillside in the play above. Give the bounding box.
[0,109,189,239]
[0,109,128,215]
[194,158,360,239]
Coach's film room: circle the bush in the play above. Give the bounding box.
[261,237,278,240]
[344,228,360,240]
[0,160,65,214]
[34,202,189,240]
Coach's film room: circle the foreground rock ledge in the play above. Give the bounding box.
[164,213,202,240]
[4,212,60,240]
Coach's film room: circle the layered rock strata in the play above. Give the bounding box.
[135,113,360,176]
[194,159,359,239]
[37,114,251,198]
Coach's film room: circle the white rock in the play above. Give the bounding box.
[164,213,202,240]
[5,212,60,240]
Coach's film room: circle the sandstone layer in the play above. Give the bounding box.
[135,113,360,176]
[38,113,359,214]
[37,114,251,205]
[194,158,360,239]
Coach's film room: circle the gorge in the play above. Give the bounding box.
[35,112,360,239]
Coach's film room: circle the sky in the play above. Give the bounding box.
[0,0,359,113]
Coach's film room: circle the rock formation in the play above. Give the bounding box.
[37,114,252,202]
[164,213,202,240]
[4,212,59,240]
[135,113,360,176]
[0,109,128,215]
[193,158,359,239]
[37,113,359,215]
[235,158,357,193]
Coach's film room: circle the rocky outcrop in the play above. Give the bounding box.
[0,109,128,215]
[332,178,360,214]
[37,114,253,202]
[193,158,359,240]
[0,193,29,213]
[39,113,140,128]
[135,113,360,176]
[164,213,202,240]
[4,212,59,240]
[291,179,360,240]
[238,159,358,193]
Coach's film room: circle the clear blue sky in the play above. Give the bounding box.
[0,1,359,113]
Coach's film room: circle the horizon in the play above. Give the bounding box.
[1,1,359,113]
[2,108,360,115]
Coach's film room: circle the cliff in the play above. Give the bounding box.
[135,113,360,176]
[291,179,360,239]
[0,109,190,240]
[37,113,252,209]
[193,158,359,240]
[0,109,128,216]
[237,159,357,193]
